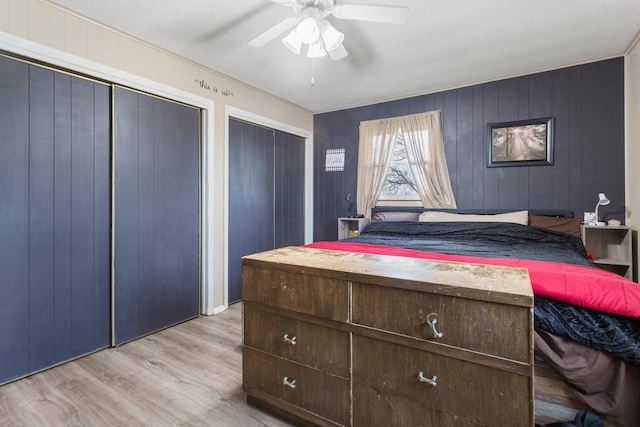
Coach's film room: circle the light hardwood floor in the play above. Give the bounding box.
[0,303,291,427]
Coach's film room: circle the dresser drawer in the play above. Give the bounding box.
[352,282,531,362]
[352,335,532,427]
[243,266,349,321]
[244,303,350,377]
[243,347,350,426]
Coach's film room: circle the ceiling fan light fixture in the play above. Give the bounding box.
[327,43,348,60]
[320,22,344,52]
[282,30,302,54]
[251,1,410,62]
[296,16,320,44]
[307,41,327,58]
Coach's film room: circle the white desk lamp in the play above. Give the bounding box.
[594,193,610,226]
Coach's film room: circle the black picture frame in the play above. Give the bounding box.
[487,117,554,167]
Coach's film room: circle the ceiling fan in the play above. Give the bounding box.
[248,0,409,60]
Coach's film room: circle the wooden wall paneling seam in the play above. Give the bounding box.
[482,81,500,209]
[442,90,458,201]
[527,72,554,210]
[567,67,584,213]
[497,78,520,209]
[551,68,570,211]
[456,87,474,208]
[600,60,626,220]
[471,85,485,207]
[581,66,603,208]
[516,76,531,209]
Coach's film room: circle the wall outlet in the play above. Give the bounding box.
[583,212,596,223]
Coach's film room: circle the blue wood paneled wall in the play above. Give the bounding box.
[313,58,624,242]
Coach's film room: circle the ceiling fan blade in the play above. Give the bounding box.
[332,4,409,24]
[248,16,299,47]
[328,44,348,60]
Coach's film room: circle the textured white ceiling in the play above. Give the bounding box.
[50,0,640,113]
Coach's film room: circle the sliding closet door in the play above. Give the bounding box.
[274,130,305,247]
[228,119,305,304]
[228,119,275,304]
[0,55,111,384]
[114,87,200,345]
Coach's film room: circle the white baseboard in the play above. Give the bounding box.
[207,305,227,316]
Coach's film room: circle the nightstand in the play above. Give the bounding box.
[581,225,633,280]
[337,217,370,240]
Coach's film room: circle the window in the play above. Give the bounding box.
[379,131,419,201]
[358,111,456,215]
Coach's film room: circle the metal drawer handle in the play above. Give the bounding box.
[418,371,438,387]
[283,334,297,345]
[283,376,297,389]
[427,314,443,339]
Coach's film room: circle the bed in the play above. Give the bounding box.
[304,207,640,427]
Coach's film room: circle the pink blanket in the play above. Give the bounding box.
[304,241,640,318]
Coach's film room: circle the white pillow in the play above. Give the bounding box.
[418,210,529,225]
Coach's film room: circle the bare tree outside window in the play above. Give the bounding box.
[380,133,418,200]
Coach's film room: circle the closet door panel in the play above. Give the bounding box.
[114,88,142,340]
[228,118,275,304]
[228,120,306,304]
[92,79,113,351]
[28,66,56,370]
[274,131,305,248]
[0,56,30,381]
[161,102,200,323]
[70,78,111,355]
[70,79,97,352]
[136,93,157,336]
[0,56,111,384]
[114,87,199,345]
[53,73,74,362]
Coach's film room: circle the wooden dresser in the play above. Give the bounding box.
[242,247,534,426]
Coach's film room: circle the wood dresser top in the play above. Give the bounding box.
[242,246,533,307]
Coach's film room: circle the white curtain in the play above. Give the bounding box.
[356,118,399,218]
[400,111,457,209]
[356,110,456,217]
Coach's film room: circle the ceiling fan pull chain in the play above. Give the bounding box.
[310,58,315,86]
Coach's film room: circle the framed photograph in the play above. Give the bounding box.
[487,117,554,167]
